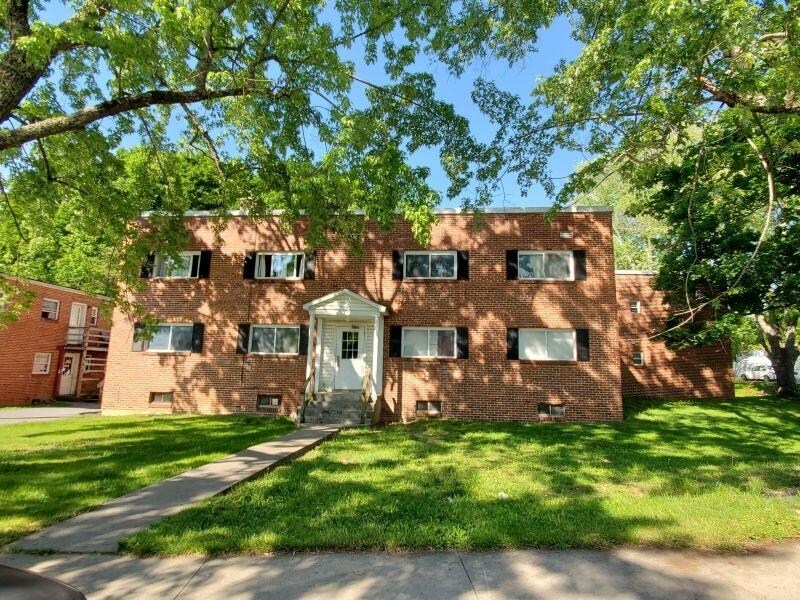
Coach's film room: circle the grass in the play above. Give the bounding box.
[0,414,295,546]
[123,386,800,556]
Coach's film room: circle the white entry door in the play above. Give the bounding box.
[67,302,87,346]
[59,352,81,396]
[334,326,366,390]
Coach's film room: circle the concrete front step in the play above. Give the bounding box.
[303,391,373,425]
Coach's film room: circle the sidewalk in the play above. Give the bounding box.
[8,424,340,553]
[2,544,799,599]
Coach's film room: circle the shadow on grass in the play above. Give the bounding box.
[123,395,800,558]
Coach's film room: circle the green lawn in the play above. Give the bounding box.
[0,415,295,546]
[123,386,800,556]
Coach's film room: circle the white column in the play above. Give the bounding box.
[305,311,315,382]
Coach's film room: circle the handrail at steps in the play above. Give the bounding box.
[359,367,372,425]
[299,368,315,423]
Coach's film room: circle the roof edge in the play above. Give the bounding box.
[2,275,111,300]
[140,206,613,218]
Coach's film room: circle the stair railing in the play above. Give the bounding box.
[299,368,315,424]
[359,367,372,425]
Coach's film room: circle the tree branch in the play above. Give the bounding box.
[696,75,800,114]
[0,85,290,150]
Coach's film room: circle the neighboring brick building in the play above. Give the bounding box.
[0,278,111,407]
[616,271,734,399]
[101,208,732,422]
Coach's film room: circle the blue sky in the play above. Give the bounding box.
[38,3,586,209]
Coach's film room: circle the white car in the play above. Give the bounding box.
[740,364,776,381]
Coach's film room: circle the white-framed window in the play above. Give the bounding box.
[249,325,301,354]
[401,327,457,358]
[90,306,98,326]
[257,394,281,408]
[147,324,194,352]
[519,328,577,361]
[629,300,641,314]
[150,392,174,404]
[404,251,457,279]
[32,352,52,374]
[517,251,573,280]
[42,298,60,320]
[416,400,442,414]
[154,252,201,279]
[632,351,645,366]
[255,252,304,279]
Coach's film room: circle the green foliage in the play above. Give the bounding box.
[575,170,664,270]
[124,394,800,555]
[0,0,498,315]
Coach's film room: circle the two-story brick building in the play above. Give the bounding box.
[101,207,733,422]
[0,278,111,406]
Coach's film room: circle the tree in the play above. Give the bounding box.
[574,171,664,271]
[446,0,799,395]
[637,114,800,397]
[0,0,500,315]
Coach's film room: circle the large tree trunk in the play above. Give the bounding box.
[756,311,799,399]
[0,46,49,124]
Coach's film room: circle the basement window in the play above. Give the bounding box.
[630,300,641,313]
[41,298,60,320]
[416,401,442,416]
[632,351,645,366]
[150,392,173,404]
[257,394,281,410]
[538,403,565,418]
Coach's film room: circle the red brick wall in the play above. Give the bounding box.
[103,211,623,421]
[616,273,734,399]
[0,280,109,406]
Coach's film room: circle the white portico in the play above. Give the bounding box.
[303,290,387,399]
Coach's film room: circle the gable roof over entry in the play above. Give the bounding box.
[303,289,387,318]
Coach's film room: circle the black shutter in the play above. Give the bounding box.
[140,253,155,279]
[506,250,518,280]
[132,322,146,352]
[299,324,309,354]
[198,251,212,279]
[456,327,469,359]
[243,251,256,279]
[389,325,402,357]
[304,251,316,280]
[392,251,404,280]
[457,251,469,280]
[236,324,250,354]
[576,328,590,361]
[191,323,205,353]
[507,328,519,360]
[574,250,587,280]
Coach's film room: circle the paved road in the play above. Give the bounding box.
[2,545,798,599]
[0,403,100,425]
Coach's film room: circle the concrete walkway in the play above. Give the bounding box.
[0,402,100,425]
[1,544,799,599]
[8,425,340,553]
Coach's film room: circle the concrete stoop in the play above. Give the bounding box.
[303,390,373,426]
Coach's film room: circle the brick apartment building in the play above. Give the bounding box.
[0,278,111,407]
[616,272,735,399]
[102,207,733,422]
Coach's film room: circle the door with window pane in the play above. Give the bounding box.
[334,326,365,389]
